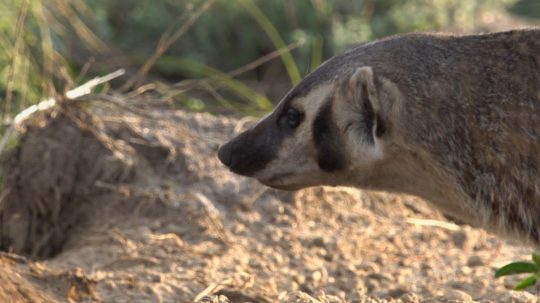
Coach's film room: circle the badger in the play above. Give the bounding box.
[217,29,540,246]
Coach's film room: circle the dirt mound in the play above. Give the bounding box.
[0,252,100,303]
[0,109,136,259]
[0,105,537,302]
[0,253,56,303]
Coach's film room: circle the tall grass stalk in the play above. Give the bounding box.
[121,0,217,91]
[310,35,324,72]
[4,0,30,123]
[157,57,273,112]
[239,0,302,86]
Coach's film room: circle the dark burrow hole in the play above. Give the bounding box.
[0,112,136,260]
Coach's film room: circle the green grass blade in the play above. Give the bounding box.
[495,261,538,278]
[310,35,323,72]
[156,56,273,111]
[239,0,301,85]
[532,253,540,266]
[513,274,538,290]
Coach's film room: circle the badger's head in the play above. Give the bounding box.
[218,66,399,191]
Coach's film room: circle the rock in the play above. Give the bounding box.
[451,229,475,251]
[442,289,473,301]
[198,295,230,303]
[399,293,420,303]
[466,255,485,267]
[366,272,393,282]
[365,279,380,292]
[424,290,473,303]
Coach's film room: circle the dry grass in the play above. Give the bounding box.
[120,0,218,91]
[3,0,30,123]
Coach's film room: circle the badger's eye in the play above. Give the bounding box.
[286,107,302,128]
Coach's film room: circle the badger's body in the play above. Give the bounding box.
[218,29,540,246]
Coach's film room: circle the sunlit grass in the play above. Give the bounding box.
[0,0,82,126]
[309,35,324,72]
[239,0,302,86]
[157,56,273,114]
[2,0,527,126]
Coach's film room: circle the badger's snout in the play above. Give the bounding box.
[218,137,247,174]
[217,140,233,168]
[217,120,281,177]
[217,133,262,176]
[217,108,291,178]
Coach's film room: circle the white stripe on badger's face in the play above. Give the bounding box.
[219,65,390,191]
[251,67,390,190]
[253,83,337,189]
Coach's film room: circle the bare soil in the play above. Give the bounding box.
[0,105,537,302]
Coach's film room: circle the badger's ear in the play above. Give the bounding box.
[345,66,385,140]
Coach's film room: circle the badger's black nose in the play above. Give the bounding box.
[217,125,275,176]
[217,141,233,167]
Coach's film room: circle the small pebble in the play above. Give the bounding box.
[444,289,473,301]
[399,293,420,303]
[452,229,474,251]
[466,254,485,267]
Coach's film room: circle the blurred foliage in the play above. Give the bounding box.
[2,0,539,121]
[509,0,540,19]
[83,0,521,77]
[0,0,58,120]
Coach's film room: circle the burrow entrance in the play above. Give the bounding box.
[0,108,136,260]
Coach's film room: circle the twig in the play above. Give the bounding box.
[193,278,234,302]
[285,292,322,303]
[228,40,304,78]
[405,218,461,231]
[55,1,109,52]
[75,57,96,84]
[127,40,302,107]
[76,93,155,119]
[0,69,125,156]
[121,0,217,91]
[148,233,184,248]
[4,0,30,123]
[194,283,220,302]
[65,69,125,99]
[192,192,232,245]
[168,40,304,94]
[11,69,125,126]
[0,251,28,264]
[200,82,236,112]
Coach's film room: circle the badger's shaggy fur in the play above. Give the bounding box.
[218,29,540,246]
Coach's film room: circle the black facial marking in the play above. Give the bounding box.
[219,89,307,177]
[375,114,386,137]
[313,100,347,171]
[218,115,284,176]
[361,83,375,144]
[531,224,540,244]
[280,107,304,130]
[279,89,302,113]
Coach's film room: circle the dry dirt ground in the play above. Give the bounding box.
[0,105,538,303]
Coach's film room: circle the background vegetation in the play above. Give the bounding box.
[1,0,539,121]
